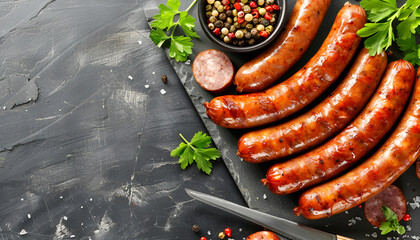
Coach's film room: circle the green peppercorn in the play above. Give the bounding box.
[243,5,251,13]
[205,4,212,11]
[212,9,219,17]
[251,28,258,36]
[248,38,256,45]
[257,0,264,5]
[271,13,277,19]
[270,17,276,23]
[226,10,232,17]
[214,1,221,7]
[240,21,247,28]
[232,9,238,17]
[256,24,265,31]
[252,18,259,25]
[209,16,217,23]
[259,17,264,23]
[206,11,212,17]
[217,5,225,12]
[220,34,225,39]
[241,0,248,3]
[266,25,274,34]
[245,23,253,31]
[207,0,215,4]
[238,39,246,46]
[224,36,231,43]
[208,23,215,30]
[219,13,227,21]
[233,22,240,28]
[214,20,223,28]
[262,19,269,27]
[258,8,266,16]
[229,25,236,33]
[245,13,253,22]
[245,32,252,39]
[235,30,244,39]
[227,17,233,24]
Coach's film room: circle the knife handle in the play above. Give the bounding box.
[337,235,354,240]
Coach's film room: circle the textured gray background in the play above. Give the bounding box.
[0,0,418,240]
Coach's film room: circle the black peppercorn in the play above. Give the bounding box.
[245,32,252,39]
[224,22,231,29]
[238,39,245,47]
[251,28,258,37]
[214,20,223,28]
[219,13,227,21]
[248,38,256,45]
[262,19,269,27]
[232,39,239,45]
[192,225,199,232]
[252,18,259,25]
[226,10,232,17]
[161,75,168,83]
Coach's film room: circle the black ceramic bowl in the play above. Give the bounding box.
[198,0,287,53]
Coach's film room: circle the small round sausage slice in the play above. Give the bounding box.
[246,231,281,240]
[364,185,407,227]
[193,49,234,92]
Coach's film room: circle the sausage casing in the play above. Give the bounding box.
[238,48,387,163]
[204,4,366,129]
[263,60,415,195]
[234,0,331,93]
[294,62,418,219]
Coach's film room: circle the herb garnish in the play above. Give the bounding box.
[379,206,406,235]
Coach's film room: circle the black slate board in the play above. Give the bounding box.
[146,1,419,239]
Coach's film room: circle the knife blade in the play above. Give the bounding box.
[185,188,353,240]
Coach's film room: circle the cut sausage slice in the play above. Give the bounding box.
[193,49,234,93]
[246,231,281,240]
[364,185,407,227]
[417,158,420,179]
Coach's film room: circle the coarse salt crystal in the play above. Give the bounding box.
[185,60,191,65]
[407,225,411,231]
[70,235,75,238]
[137,40,142,45]
[239,228,242,232]
[355,217,362,221]
[263,194,267,200]
[208,230,211,235]
[387,237,392,240]
[90,198,93,201]
[63,216,68,220]
[21,198,24,201]
[372,232,377,238]
[345,211,349,214]
[19,229,27,235]
[160,89,166,95]
[145,85,150,89]
[152,72,156,75]
[81,205,84,208]
[60,196,63,199]
[27,214,31,219]
[3,106,6,110]
[128,75,133,80]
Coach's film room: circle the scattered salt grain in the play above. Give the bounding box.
[185,59,191,65]
[19,229,27,235]
[90,198,93,202]
[263,194,267,200]
[128,75,133,80]
[3,106,6,110]
[81,223,84,226]
[366,234,370,237]
[70,235,75,238]
[372,232,377,238]
[27,214,31,219]
[63,216,68,221]
[355,217,362,221]
[208,230,211,235]
[81,205,84,209]
[60,196,63,199]
[239,228,242,232]
[152,72,156,75]
[345,211,349,214]
[59,109,62,112]
[21,198,24,201]
[412,236,420,240]
[407,225,411,231]
[160,89,166,95]
[387,237,392,240]
[145,85,150,89]
[137,40,142,45]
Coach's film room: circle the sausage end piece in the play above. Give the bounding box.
[246,231,281,240]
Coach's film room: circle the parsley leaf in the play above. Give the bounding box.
[171,132,221,174]
[379,206,406,235]
[358,0,420,66]
[149,0,199,62]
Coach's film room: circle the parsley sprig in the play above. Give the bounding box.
[171,132,221,174]
[379,206,406,235]
[150,0,199,62]
[357,0,420,65]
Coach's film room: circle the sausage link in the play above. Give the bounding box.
[238,48,387,163]
[293,62,418,219]
[263,60,414,195]
[204,3,366,129]
[234,0,331,93]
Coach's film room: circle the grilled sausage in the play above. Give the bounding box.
[293,62,418,219]
[234,0,331,93]
[238,48,387,163]
[262,60,414,195]
[364,185,406,227]
[246,231,281,240]
[204,3,366,129]
[193,49,234,92]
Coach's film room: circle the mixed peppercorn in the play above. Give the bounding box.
[205,0,281,46]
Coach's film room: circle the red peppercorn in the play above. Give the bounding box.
[234,2,242,10]
[227,32,236,40]
[264,12,272,20]
[403,214,411,221]
[358,205,362,208]
[260,31,268,38]
[249,1,257,8]
[265,5,273,13]
[200,237,207,240]
[272,4,280,11]
[224,228,231,237]
[237,17,245,24]
[222,0,230,5]
[251,10,259,18]
[213,28,221,36]
[225,5,230,10]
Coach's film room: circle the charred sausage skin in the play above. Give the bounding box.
[204,3,366,129]
[234,0,331,93]
[263,60,415,195]
[294,62,418,220]
[238,48,387,163]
